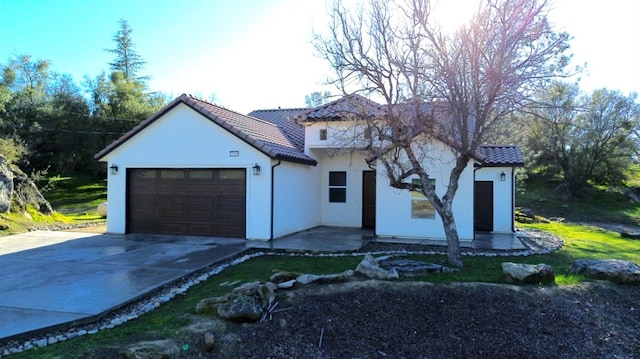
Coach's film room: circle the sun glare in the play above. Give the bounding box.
[430,0,479,33]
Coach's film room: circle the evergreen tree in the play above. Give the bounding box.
[106,19,147,81]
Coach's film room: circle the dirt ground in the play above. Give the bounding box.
[154,280,640,359]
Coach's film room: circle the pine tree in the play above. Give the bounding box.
[106,19,146,81]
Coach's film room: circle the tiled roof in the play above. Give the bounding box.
[95,94,317,166]
[296,94,385,122]
[478,145,525,166]
[295,94,524,167]
[247,108,306,150]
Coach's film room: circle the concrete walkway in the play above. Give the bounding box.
[249,226,527,252]
[0,231,247,341]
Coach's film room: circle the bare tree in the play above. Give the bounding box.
[314,0,570,267]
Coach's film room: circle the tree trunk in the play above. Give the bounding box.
[441,203,464,268]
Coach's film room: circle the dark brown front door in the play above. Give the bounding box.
[362,171,376,228]
[474,181,493,232]
[127,168,246,237]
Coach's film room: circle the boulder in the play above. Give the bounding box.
[0,155,12,213]
[270,270,300,283]
[296,270,354,285]
[231,281,262,296]
[356,254,399,280]
[379,257,455,274]
[216,295,263,323]
[229,281,277,307]
[0,156,53,215]
[121,340,180,359]
[257,282,277,307]
[276,279,297,289]
[502,262,555,284]
[569,259,640,284]
[195,296,229,315]
[11,168,53,215]
[97,201,108,217]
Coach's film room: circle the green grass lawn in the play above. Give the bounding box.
[516,177,640,224]
[44,175,107,218]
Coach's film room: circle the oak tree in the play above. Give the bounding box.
[315,0,570,267]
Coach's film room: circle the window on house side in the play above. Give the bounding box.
[364,127,372,140]
[329,171,347,203]
[411,178,436,219]
[319,129,327,141]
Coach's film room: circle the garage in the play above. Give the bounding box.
[126,168,246,237]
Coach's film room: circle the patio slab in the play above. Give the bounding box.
[248,226,526,252]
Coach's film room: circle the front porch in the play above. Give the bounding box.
[247,226,527,252]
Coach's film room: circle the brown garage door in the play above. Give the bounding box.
[127,168,246,237]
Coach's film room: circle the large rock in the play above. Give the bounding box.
[378,257,455,274]
[216,295,263,323]
[569,259,640,284]
[257,282,278,307]
[270,270,300,283]
[195,296,229,315]
[296,270,354,285]
[502,262,555,284]
[0,155,53,215]
[0,155,12,213]
[230,281,277,307]
[356,254,399,280]
[12,169,53,215]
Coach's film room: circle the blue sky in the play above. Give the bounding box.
[1,0,638,113]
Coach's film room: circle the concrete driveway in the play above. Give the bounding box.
[0,230,248,341]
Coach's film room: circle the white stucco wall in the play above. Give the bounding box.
[304,121,369,152]
[475,166,515,233]
[272,160,321,238]
[310,149,371,227]
[374,142,476,240]
[99,104,275,239]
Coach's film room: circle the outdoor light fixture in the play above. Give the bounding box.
[110,163,119,175]
[253,163,261,176]
[229,150,239,157]
[500,171,506,181]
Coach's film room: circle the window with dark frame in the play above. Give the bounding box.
[364,127,372,140]
[329,171,347,203]
[319,129,328,141]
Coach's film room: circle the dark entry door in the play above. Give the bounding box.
[362,171,376,228]
[127,168,246,237]
[474,181,493,232]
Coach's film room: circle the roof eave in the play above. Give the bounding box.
[274,154,318,166]
[94,94,189,161]
[480,162,525,167]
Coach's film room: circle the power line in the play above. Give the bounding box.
[36,128,123,135]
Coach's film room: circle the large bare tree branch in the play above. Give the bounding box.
[314,0,571,267]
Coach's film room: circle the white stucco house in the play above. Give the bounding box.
[95,93,524,241]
